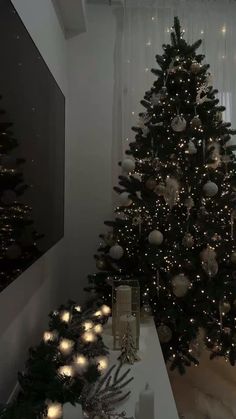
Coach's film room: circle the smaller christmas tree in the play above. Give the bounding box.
[118,323,140,365]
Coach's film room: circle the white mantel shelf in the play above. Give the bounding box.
[64,318,179,419]
[52,0,87,39]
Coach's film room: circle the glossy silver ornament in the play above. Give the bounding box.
[171,273,191,297]
[182,233,194,248]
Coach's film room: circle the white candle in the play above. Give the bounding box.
[139,384,154,419]
[119,314,136,344]
[117,285,132,315]
[63,403,83,419]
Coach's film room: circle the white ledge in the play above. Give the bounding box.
[52,0,87,39]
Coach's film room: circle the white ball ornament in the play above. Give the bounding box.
[121,158,135,173]
[148,229,163,245]
[119,191,132,206]
[171,115,187,132]
[188,140,197,155]
[171,273,191,297]
[157,324,172,343]
[109,244,124,260]
[203,181,218,197]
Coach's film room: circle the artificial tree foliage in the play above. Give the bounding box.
[0,301,109,419]
[87,17,236,373]
[0,97,42,291]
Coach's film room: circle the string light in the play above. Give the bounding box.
[59,339,74,355]
[101,305,111,316]
[43,331,57,343]
[83,320,94,331]
[46,402,63,419]
[60,310,70,323]
[94,324,103,334]
[58,365,74,377]
[97,356,109,371]
[82,331,97,343]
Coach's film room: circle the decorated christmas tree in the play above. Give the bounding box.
[87,17,236,373]
[0,97,42,291]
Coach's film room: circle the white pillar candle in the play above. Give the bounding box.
[63,403,83,419]
[139,384,154,419]
[119,314,136,344]
[117,285,132,315]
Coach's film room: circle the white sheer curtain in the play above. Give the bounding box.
[112,0,236,185]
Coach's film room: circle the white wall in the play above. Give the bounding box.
[0,0,67,401]
[66,4,116,297]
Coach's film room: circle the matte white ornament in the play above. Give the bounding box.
[109,244,124,260]
[122,158,135,173]
[119,191,132,206]
[148,230,163,245]
[203,181,218,197]
[171,273,191,297]
[157,324,172,343]
[188,140,197,154]
[171,115,186,132]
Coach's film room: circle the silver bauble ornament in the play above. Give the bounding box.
[121,158,135,173]
[188,140,197,154]
[200,246,217,262]
[182,233,194,248]
[150,93,161,106]
[171,273,191,297]
[190,61,201,74]
[190,116,202,129]
[231,251,236,264]
[157,324,172,343]
[202,259,218,277]
[119,192,132,206]
[203,181,218,197]
[220,301,231,315]
[184,197,195,209]
[171,115,187,132]
[145,178,157,190]
[154,182,166,196]
[109,244,124,260]
[148,229,163,245]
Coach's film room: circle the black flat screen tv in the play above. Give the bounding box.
[0,0,65,291]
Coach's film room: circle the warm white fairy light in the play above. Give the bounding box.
[94,309,103,317]
[46,402,63,419]
[59,339,74,355]
[101,305,111,316]
[83,320,94,331]
[58,365,74,377]
[93,324,103,334]
[43,331,56,343]
[60,310,70,323]
[75,305,81,312]
[82,331,97,343]
[74,354,88,373]
[97,356,109,372]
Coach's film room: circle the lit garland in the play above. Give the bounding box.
[0,300,111,419]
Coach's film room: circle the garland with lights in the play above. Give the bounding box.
[86,17,236,374]
[0,301,111,418]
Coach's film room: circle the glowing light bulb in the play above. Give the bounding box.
[83,320,94,331]
[97,356,109,371]
[43,331,56,343]
[94,310,102,317]
[59,339,74,355]
[94,324,103,334]
[221,26,226,34]
[58,365,74,377]
[47,402,63,418]
[101,305,111,316]
[75,305,81,312]
[60,310,70,323]
[82,331,97,343]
